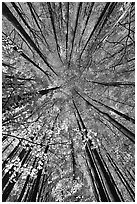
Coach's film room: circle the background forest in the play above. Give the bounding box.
[2,2,135,202]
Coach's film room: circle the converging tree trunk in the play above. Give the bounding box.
[74,90,135,143]
[92,81,135,87]
[73,100,123,201]
[2,3,58,76]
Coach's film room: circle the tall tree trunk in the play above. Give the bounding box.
[29,169,43,201]
[91,147,123,201]
[66,3,69,60]
[86,140,122,201]
[17,157,37,201]
[2,148,26,191]
[78,3,94,48]
[2,140,22,170]
[27,2,50,50]
[47,2,63,63]
[20,52,50,79]
[68,131,77,180]
[68,3,82,67]
[85,155,100,201]
[79,3,111,59]
[72,100,87,134]
[2,140,14,153]
[37,173,46,202]
[91,98,135,124]
[37,171,52,202]
[74,90,135,143]
[85,143,109,201]
[3,74,34,81]
[73,110,84,140]
[97,3,117,36]
[23,157,38,202]
[73,101,122,201]
[98,149,124,201]
[2,148,32,202]
[2,3,58,76]
[106,149,135,201]
[2,135,7,142]
[92,81,135,87]
[17,175,30,202]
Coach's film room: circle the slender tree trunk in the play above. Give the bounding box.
[29,169,43,201]
[2,148,26,190]
[73,100,87,134]
[85,143,109,201]
[98,149,124,201]
[37,171,52,202]
[27,2,50,50]
[92,81,135,87]
[97,3,117,36]
[2,140,14,153]
[73,110,84,140]
[66,3,69,60]
[74,90,135,143]
[73,101,122,201]
[85,155,100,201]
[17,175,30,201]
[2,86,60,113]
[2,136,7,142]
[78,3,94,48]
[106,150,135,201]
[91,98,135,124]
[2,148,32,202]
[20,52,50,79]
[4,74,34,81]
[2,3,58,76]
[69,131,77,180]
[79,3,111,59]
[91,147,123,201]
[68,3,82,67]
[37,173,46,202]
[23,157,38,202]
[47,2,63,63]
[2,140,22,170]
[18,157,37,201]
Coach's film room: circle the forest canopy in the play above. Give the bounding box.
[2,2,135,202]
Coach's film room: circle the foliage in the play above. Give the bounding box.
[2,2,135,202]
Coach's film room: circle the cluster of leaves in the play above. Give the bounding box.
[2,2,134,202]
